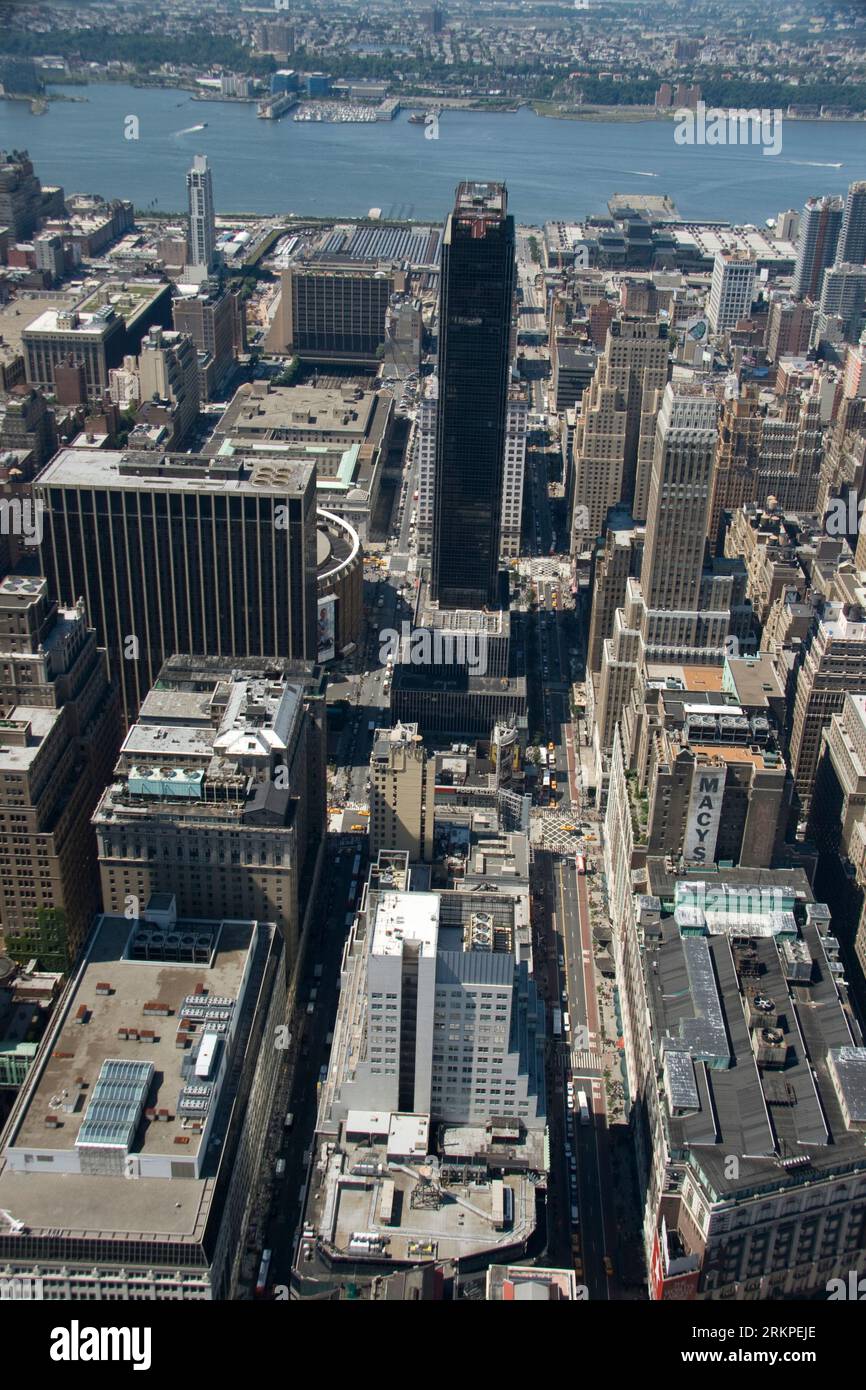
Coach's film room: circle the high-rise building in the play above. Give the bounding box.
[35,448,319,724]
[323,864,545,1128]
[186,154,216,280]
[137,326,200,449]
[415,375,437,558]
[500,384,528,560]
[0,576,120,970]
[93,657,326,970]
[640,383,719,613]
[369,722,435,862]
[0,149,45,241]
[708,382,824,546]
[814,262,866,345]
[431,182,515,609]
[0,898,290,1299]
[838,180,866,268]
[766,295,815,363]
[173,281,245,401]
[792,195,844,301]
[789,597,866,812]
[586,512,644,674]
[707,250,757,333]
[269,264,394,362]
[571,317,669,542]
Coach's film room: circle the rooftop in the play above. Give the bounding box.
[33,447,314,498]
[370,892,439,958]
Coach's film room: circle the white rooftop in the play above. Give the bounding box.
[370,892,439,958]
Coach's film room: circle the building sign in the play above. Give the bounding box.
[684,767,726,864]
[650,1231,700,1301]
[317,594,336,663]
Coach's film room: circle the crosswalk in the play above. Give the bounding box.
[572,1048,603,1073]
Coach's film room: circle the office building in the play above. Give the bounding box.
[33,232,64,284]
[0,576,120,971]
[789,596,866,812]
[173,282,246,402]
[431,182,515,609]
[708,383,824,546]
[35,447,318,724]
[586,512,644,674]
[415,377,524,564]
[93,658,326,969]
[269,264,394,363]
[322,871,545,1129]
[500,385,528,560]
[838,180,866,268]
[601,846,866,1299]
[571,317,669,542]
[814,262,866,346]
[551,339,597,412]
[137,327,200,449]
[186,155,216,281]
[641,383,718,613]
[792,195,844,301]
[707,250,757,334]
[369,723,435,863]
[0,150,45,241]
[390,582,527,738]
[0,898,289,1299]
[414,376,437,558]
[0,386,57,470]
[23,304,125,401]
[22,280,172,402]
[593,385,735,781]
[766,296,815,363]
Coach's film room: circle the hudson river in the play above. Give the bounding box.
[3,84,865,224]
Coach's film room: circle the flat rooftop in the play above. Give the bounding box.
[8,913,252,1160]
[33,448,313,497]
[370,892,439,958]
[640,863,866,1199]
[646,664,726,693]
[0,706,61,772]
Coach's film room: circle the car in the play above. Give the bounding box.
[603,1256,614,1277]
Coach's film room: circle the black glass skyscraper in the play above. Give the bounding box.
[431,182,515,609]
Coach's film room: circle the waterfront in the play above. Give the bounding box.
[1,83,865,223]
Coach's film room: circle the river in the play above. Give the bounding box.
[2,84,864,224]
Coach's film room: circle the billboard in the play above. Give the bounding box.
[683,767,726,865]
[317,594,336,663]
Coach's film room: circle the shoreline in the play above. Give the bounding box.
[13,81,866,126]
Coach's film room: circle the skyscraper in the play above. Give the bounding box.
[35,448,319,724]
[792,195,843,300]
[0,577,120,970]
[640,382,718,613]
[431,182,515,609]
[570,317,669,541]
[186,154,216,280]
[838,180,866,267]
[707,250,757,333]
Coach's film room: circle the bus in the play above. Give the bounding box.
[577,1089,590,1125]
[255,1249,272,1296]
[575,854,586,875]
[552,1007,562,1038]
